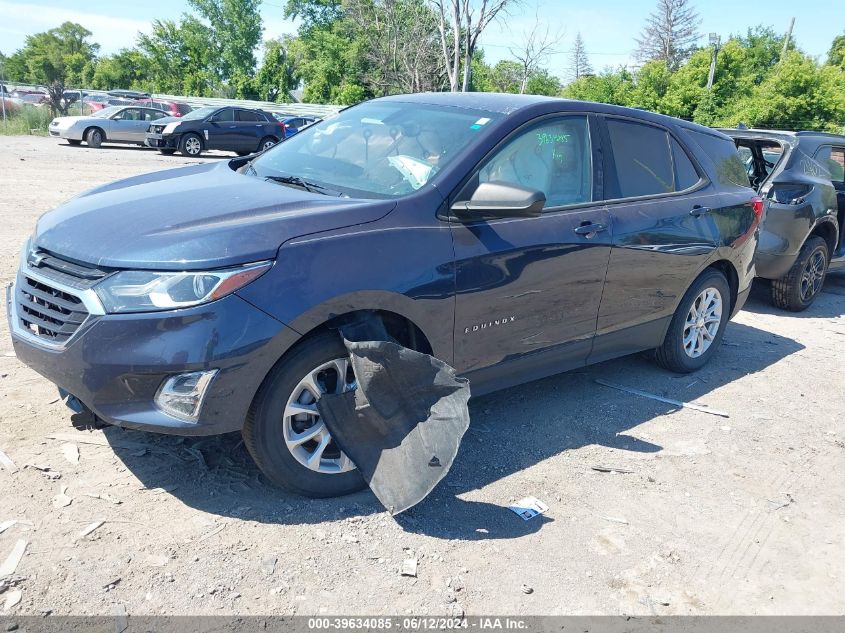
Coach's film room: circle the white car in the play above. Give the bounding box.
[49,105,169,148]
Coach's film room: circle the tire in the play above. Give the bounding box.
[770,236,828,311]
[159,148,176,156]
[236,151,252,157]
[258,136,278,152]
[243,331,366,498]
[66,139,82,146]
[654,269,731,373]
[179,133,203,157]
[85,127,104,148]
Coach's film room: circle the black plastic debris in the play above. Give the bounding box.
[317,322,470,515]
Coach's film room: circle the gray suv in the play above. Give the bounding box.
[722,129,845,310]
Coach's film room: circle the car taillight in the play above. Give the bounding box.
[278,122,287,136]
[750,196,763,220]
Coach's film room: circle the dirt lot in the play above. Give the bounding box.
[0,135,844,617]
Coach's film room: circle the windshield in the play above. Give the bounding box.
[249,101,500,198]
[92,106,124,118]
[180,107,217,121]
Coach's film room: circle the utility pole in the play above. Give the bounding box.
[706,33,721,91]
[781,17,795,59]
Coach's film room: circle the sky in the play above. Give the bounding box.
[0,0,843,79]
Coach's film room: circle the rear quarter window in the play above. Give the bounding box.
[683,129,749,187]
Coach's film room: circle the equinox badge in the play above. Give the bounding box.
[464,316,516,334]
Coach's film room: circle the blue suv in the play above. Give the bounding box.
[7,94,760,497]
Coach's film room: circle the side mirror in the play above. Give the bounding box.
[452,181,546,219]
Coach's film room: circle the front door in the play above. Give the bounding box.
[205,108,236,150]
[449,115,612,391]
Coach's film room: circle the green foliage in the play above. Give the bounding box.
[10,22,99,114]
[828,33,845,69]
[525,70,561,96]
[0,105,53,135]
[563,68,634,105]
[254,38,299,102]
[138,17,218,96]
[89,49,152,90]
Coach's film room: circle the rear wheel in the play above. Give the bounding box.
[179,133,203,157]
[85,127,104,148]
[243,332,365,497]
[258,136,278,152]
[654,269,730,373]
[771,236,828,311]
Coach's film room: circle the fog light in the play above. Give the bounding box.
[154,370,218,422]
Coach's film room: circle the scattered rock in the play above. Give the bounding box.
[261,557,277,576]
[0,540,27,577]
[60,443,80,465]
[521,584,533,594]
[52,485,72,509]
[0,450,17,473]
[400,559,418,577]
[77,521,105,541]
[3,589,22,612]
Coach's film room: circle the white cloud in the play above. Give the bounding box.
[0,1,150,54]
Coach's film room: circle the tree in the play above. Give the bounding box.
[568,32,592,82]
[525,69,561,96]
[254,37,299,102]
[90,49,152,90]
[428,0,517,92]
[828,32,845,69]
[635,0,700,70]
[188,0,263,98]
[12,22,99,114]
[562,67,634,104]
[346,0,446,94]
[509,15,561,93]
[137,17,218,96]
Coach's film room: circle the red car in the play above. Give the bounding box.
[130,99,192,118]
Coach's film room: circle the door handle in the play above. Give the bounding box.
[690,205,710,217]
[573,222,608,237]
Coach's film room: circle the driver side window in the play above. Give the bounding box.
[477,116,593,209]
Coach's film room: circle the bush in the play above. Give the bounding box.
[0,105,54,135]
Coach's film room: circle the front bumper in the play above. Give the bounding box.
[7,278,300,436]
[49,126,83,140]
[145,133,178,149]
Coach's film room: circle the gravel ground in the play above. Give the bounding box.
[0,135,844,617]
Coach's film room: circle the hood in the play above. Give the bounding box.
[153,116,180,126]
[53,116,91,125]
[34,161,396,270]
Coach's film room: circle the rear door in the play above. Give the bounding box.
[591,116,719,362]
[816,145,845,254]
[450,114,612,389]
[234,109,265,152]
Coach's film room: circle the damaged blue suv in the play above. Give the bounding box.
[8,93,760,497]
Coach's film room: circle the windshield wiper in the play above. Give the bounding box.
[264,175,337,196]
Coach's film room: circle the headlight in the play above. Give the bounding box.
[163,122,180,134]
[94,261,271,313]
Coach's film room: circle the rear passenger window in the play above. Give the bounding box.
[683,129,748,187]
[478,116,593,209]
[237,110,262,122]
[606,119,674,198]
[817,146,845,183]
[672,139,700,190]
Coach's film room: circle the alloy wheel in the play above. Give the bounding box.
[262,139,276,151]
[682,287,722,358]
[800,250,826,302]
[185,136,202,155]
[282,358,357,474]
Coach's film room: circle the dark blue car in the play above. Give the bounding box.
[8,93,760,497]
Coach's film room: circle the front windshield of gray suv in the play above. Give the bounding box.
[249,102,500,198]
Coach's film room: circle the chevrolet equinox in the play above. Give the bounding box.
[7,94,761,497]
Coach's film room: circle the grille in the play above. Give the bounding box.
[17,275,90,344]
[150,124,165,134]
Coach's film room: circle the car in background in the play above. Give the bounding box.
[11,94,761,497]
[722,128,844,310]
[19,93,48,107]
[271,114,320,136]
[130,99,192,118]
[107,89,150,100]
[49,105,170,148]
[145,106,285,157]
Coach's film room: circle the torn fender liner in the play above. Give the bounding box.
[317,337,470,515]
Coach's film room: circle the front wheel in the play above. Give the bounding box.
[654,269,731,373]
[243,332,366,498]
[85,127,104,148]
[770,236,828,311]
[179,133,203,157]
